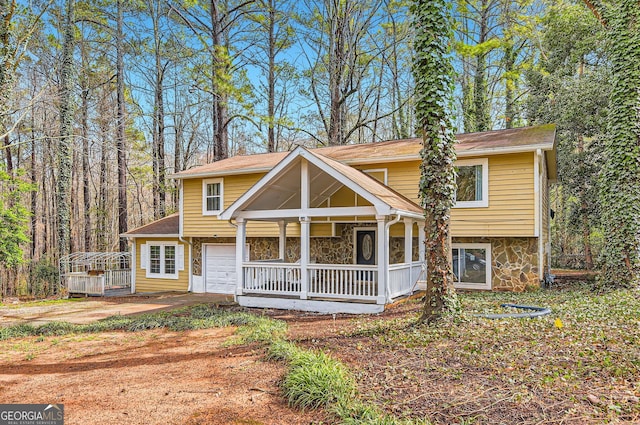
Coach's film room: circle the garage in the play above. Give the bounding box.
[204,244,237,294]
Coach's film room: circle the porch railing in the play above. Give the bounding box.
[243,262,302,296]
[308,264,378,300]
[242,262,378,301]
[388,261,424,299]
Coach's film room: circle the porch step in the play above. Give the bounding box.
[237,295,384,314]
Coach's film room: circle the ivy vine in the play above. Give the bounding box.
[411,0,459,322]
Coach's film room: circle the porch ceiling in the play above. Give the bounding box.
[220,147,424,221]
[244,162,347,211]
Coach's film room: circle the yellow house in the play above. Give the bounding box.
[123,125,557,313]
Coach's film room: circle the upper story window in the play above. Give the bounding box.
[454,158,488,208]
[203,178,223,215]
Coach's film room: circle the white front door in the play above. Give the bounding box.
[204,245,237,294]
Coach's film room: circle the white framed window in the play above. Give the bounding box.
[141,242,184,279]
[454,158,488,208]
[203,178,223,215]
[363,168,388,184]
[452,243,491,290]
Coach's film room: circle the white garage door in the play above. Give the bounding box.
[204,245,237,294]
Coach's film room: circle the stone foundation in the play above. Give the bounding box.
[453,237,540,291]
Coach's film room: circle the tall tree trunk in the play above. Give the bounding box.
[57,0,75,263]
[210,0,228,160]
[267,0,276,152]
[327,1,346,146]
[80,43,91,252]
[0,0,16,175]
[151,0,166,218]
[503,42,515,129]
[30,108,37,260]
[473,0,491,132]
[583,0,640,287]
[411,0,458,323]
[115,0,128,252]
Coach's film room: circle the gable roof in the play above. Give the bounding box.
[122,213,179,237]
[173,124,557,180]
[220,146,423,220]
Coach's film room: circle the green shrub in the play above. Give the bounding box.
[282,348,356,410]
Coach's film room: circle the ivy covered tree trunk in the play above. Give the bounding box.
[115,0,128,252]
[583,0,640,288]
[411,0,459,323]
[58,0,75,261]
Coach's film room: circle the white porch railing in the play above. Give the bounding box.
[242,262,379,301]
[388,261,424,299]
[243,262,302,296]
[308,264,378,300]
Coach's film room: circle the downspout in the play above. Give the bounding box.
[178,235,193,292]
[385,214,402,303]
[536,149,544,282]
[177,179,193,292]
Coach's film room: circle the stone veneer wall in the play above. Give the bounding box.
[192,227,421,275]
[453,237,539,291]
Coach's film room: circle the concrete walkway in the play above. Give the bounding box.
[0,293,236,327]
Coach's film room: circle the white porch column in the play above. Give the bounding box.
[300,216,310,300]
[405,219,413,290]
[404,219,413,263]
[376,215,386,304]
[278,220,287,260]
[235,218,246,296]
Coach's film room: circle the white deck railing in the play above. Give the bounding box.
[66,269,131,295]
[104,270,131,288]
[388,261,424,299]
[67,274,105,295]
[308,264,378,300]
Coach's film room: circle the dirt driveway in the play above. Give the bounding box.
[0,293,235,327]
[0,296,330,424]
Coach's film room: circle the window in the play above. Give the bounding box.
[203,178,223,215]
[454,158,488,208]
[452,243,491,290]
[141,242,184,279]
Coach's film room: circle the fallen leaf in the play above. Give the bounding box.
[587,394,600,405]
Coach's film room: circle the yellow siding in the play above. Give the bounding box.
[311,223,334,237]
[181,152,537,239]
[182,174,301,237]
[135,238,189,293]
[360,153,536,237]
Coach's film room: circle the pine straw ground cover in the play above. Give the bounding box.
[296,284,640,424]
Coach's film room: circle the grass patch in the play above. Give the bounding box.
[1,298,83,309]
[0,304,279,341]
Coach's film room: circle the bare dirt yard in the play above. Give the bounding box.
[0,326,323,425]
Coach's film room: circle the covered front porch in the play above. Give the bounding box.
[220,146,426,314]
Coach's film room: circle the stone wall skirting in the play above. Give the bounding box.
[453,237,540,291]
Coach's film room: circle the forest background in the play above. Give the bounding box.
[0,0,626,296]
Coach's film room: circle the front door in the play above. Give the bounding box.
[355,229,376,265]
